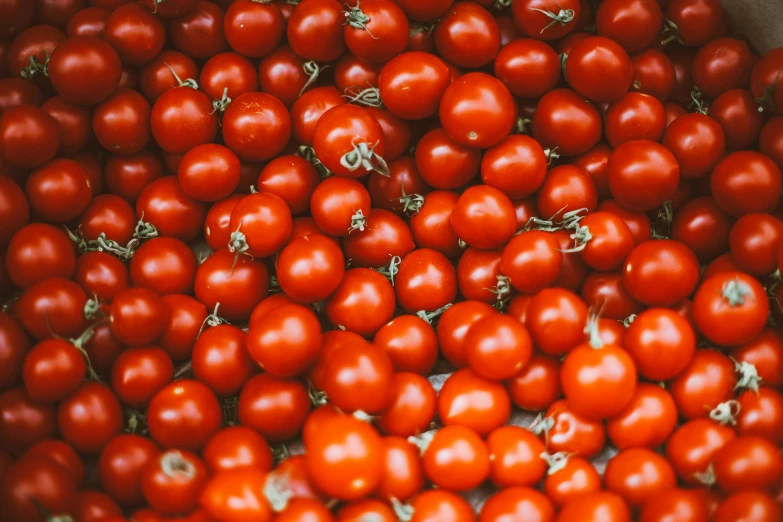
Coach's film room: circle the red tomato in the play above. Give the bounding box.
[151,85,219,155]
[200,468,272,522]
[98,434,160,507]
[691,37,753,100]
[377,372,436,438]
[415,128,480,189]
[713,435,783,493]
[500,230,563,294]
[222,92,291,163]
[276,234,345,303]
[420,424,490,491]
[57,381,123,454]
[26,158,92,223]
[622,239,699,307]
[378,51,451,120]
[103,3,164,64]
[671,196,732,260]
[17,277,88,341]
[23,338,87,403]
[554,491,630,522]
[566,36,633,103]
[342,209,416,268]
[486,425,546,487]
[710,151,782,217]
[141,449,207,515]
[532,89,602,156]
[730,213,783,276]
[631,49,676,101]
[596,0,662,52]
[169,1,229,59]
[608,140,680,211]
[48,35,122,105]
[625,308,695,380]
[192,324,256,397]
[203,425,272,474]
[605,448,676,508]
[714,491,782,522]
[395,248,457,313]
[664,0,728,47]
[258,155,320,216]
[0,104,60,167]
[525,288,587,356]
[464,313,532,380]
[0,453,77,522]
[313,104,387,178]
[734,329,783,388]
[506,354,561,411]
[669,349,736,419]
[451,185,516,249]
[693,271,769,347]
[605,93,666,147]
[710,89,764,149]
[437,368,510,436]
[737,387,783,444]
[494,38,560,98]
[310,176,372,236]
[247,303,322,378]
[147,380,222,451]
[607,383,677,450]
[228,192,292,258]
[237,373,310,442]
[344,0,408,64]
[326,268,396,337]
[224,0,284,58]
[290,86,346,145]
[305,414,383,500]
[481,135,548,199]
[512,0,580,41]
[434,3,499,68]
[536,164,598,218]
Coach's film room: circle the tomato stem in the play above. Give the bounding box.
[540,451,571,475]
[722,279,752,306]
[349,209,368,232]
[344,3,379,39]
[21,53,50,81]
[709,400,741,426]
[299,145,332,179]
[415,303,452,325]
[733,359,762,392]
[162,62,199,90]
[693,463,716,487]
[264,472,294,512]
[373,255,401,286]
[391,498,415,522]
[398,188,424,217]
[659,18,683,46]
[160,450,196,477]
[340,141,389,176]
[211,87,231,113]
[755,68,782,113]
[583,307,604,349]
[343,86,382,108]
[407,430,435,454]
[528,3,575,34]
[300,61,326,96]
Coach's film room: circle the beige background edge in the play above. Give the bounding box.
[722,0,781,53]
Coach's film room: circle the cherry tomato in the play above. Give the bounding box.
[103,3,165,65]
[222,92,291,163]
[566,36,633,103]
[377,372,436,437]
[58,381,123,454]
[730,213,783,276]
[481,135,548,199]
[605,92,666,147]
[395,248,457,313]
[437,368,511,436]
[554,491,630,522]
[596,0,662,52]
[710,89,764,149]
[713,435,783,493]
[378,52,451,120]
[669,349,736,419]
[434,3,499,68]
[169,1,229,59]
[0,453,77,522]
[711,151,782,217]
[608,140,680,211]
[147,379,222,451]
[199,468,272,522]
[313,104,387,178]
[23,338,87,403]
[342,209,416,268]
[290,86,346,145]
[451,185,516,249]
[310,175,372,236]
[141,449,207,515]
[98,434,160,507]
[486,425,546,488]
[494,38,560,98]
[150,85,219,155]
[714,490,782,522]
[17,277,88,341]
[237,373,310,442]
[0,105,60,169]
[420,424,490,491]
[500,230,562,294]
[415,128,481,189]
[625,308,695,380]
[691,37,753,100]
[48,35,122,105]
[224,0,284,58]
[286,0,346,61]
[622,239,699,307]
[276,234,345,303]
[344,0,408,64]
[532,89,602,156]
[631,49,676,101]
[512,0,580,41]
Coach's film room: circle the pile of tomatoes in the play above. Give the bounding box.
[2,0,783,520]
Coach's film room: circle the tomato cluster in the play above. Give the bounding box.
[1,0,783,521]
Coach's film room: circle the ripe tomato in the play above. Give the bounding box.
[713,435,783,493]
[711,151,782,217]
[48,35,122,105]
[158,294,207,362]
[313,104,387,178]
[103,3,165,65]
[342,209,416,268]
[5,223,75,290]
[625,308,695,380]
[436,300,496,368]
[98,434,159,507]
[639,488,709,522]
[71,490,122,522]
[139,50,198,103]
[420,425,490,491]
[710,89,764,149]
[276,234,345,303]
[238,373,310,442]
[671,196,731,260]
[0,453,77,522]
[486,425,546,488]
[622,239,699,307]
[536,164,598,217]
[23,338,87,403]
[378,52,451,120]
[344,0,408,64]
[377,436,423,502]
[737,387,783,444]
[395,248,457,313]
[434,3,499,68]
[415,128,481,189]
[58,381,123,454]
[222,92,291,163]
[693,271,769,347]
[631,49,676,101]
[494,38,560,98]
[605,448,676,508]
[147,380,222,451]
[532,89,602,156]
[542,455,601,507]
[408,190,461,256]
[0,313,29,390]
[437,368,511,436]
[25,158,92,223]
[506,354,561,411]
[481,135,548,199]
[664,0,727,46]
[258,155,319,216]
[321,339,394,414]
[169,1,229,59]
[247,303,322,378]
[500,230,563,294]
[199,468,272,522]
[326,268,396,337]
[608,140,680,211]
[310,175,372,236]
[151,85,219,155]
[141,450,207,515]
[17,277,88,341]
[290,86,346,145]
[377,372,436,437]
[177,144,241,203]
[555,492,630,522]
[525,288,587,356]
[367,157,428,214]
[228,192,292,258]
[596,0,661,52]
[605,93,666,147]
[669,349,736,419]
[512,0,580,41]
[109,287,168,347]
[305,414,383,500]
[130,237,197,296]
[203,425,272,475]
[224,0,284,58]
[730,213,783,276]
[607,383,677,450]
[714,491,782,522]
[456,247,504,304]
[192,324,256,397]
[194,249,269,321]
[0,176,29,247]
[464,313,532,380]
[566,36,632,103]
[691,37,752,100]
[451,185,516,249]
[0,387,57,455]
[0,105,60,170]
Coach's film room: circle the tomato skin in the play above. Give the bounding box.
[103,3,165,65]
[596,0,662,52]
[524,288,587,356]
[464,314,532,381]
[566,36,633,103]
[313,104,386,178]
[730,213,783,276]
[40,95,92,154]
[710,89,764,149]
[691,37,753,100]
[147,380,222,451]
[713,435,783,493]
[158,294,207,363]
[342,209,416,269]
[343,0,408,64]
[169,1,229,59]
[737,387,783,444]
[48,35,122,105]
[141,450,207,516]
[440,72,517,149]
[0,105,61,170]
[222,92,291,163]
[693,272,769,347]
[607,383,677,451]
[203,425,272,476]
[0,453,77,522]
[326,268,396,337]
[0,313,29,390]
[224,0,284,58]
[734,329,783,388]
[631,49,675,102]
[58,381,123,454]
[625,308,695,380]
[555,491,631,522]
[395,248,457,313]
[500,230,562,295]
[541,456,600,507]
[711,151,782,218]
[23,338,86,403]
[257,156,319,216]
[622,239,699,307]
[0,177,29,248]
[669,349,735,420]
[71,489,123,522]
[415,128,481,190]
[409,190,461,257]
[305,414,383,501]
[199,468,272,522]
[605,448,677,508]
[276,234,345,304]
[237,373,309,442]
[608,140,680,211]
[0,387,57,456]
[195,248,269,321]
[192,324,256,397]
[761,116,783,170]
[98,434,160,507]
[485,425,546,488]
[378,52,451,120]
[151,86,219,155]
[26,158,92,223]
[104,150,164,203]
[109,287,168,347]
[434,3,499,68]
[671,196,731,261]
[532,89,602,156]
[437,368,511,436]
[451,185,516,249]
[16,277,87,342]
[506,354,561,412]
[378,372,436,437]
[605,93,666,147]
[639,488,709,522]
[287,0,345,61]
[139,50,198,103]
[130,237,197,296]
[291,86,347,146]
[481,135,547,199]
[494,38,560,98]
[247,303,323,378]
[204,195,244,251]
[714,490,782,522]
[421,424,490,492]
[512,0,580,41]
